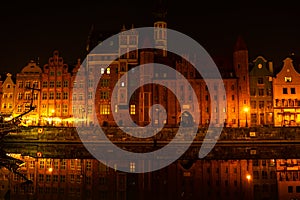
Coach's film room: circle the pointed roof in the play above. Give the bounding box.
[234,35,247,51]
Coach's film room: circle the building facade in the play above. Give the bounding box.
[14,60,42,125]
[273,57,300,126]
[249,56,274,127]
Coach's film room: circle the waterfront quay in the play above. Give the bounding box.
[3,126,300,144]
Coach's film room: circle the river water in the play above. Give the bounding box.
[1,142,300,200]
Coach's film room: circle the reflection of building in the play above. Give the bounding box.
[15,60,42,125]
[249,56,274,126]
[0,154,256,200]
[252,159,277,200]
[276,159,300,200]
[273,58,300,126]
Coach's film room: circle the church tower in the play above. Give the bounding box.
[233,35,250,127]
[153,0,167,57]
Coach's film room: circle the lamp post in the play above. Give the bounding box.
[51,109,55,126]
[243,107,249,127]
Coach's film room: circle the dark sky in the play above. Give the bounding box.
[1,1,300,74]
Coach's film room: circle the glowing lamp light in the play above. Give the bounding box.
[246,174,251,181]
[48,168,53,172]
[243,107,249,113]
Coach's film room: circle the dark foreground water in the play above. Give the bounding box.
[1,142,300,200]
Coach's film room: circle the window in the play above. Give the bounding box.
[33,81,38,88]
[42,81,48,88]
[130,105,136,115]
[62,105,68,114]
[100,104,110,115]
[107,67,110,74]
[283,88,288,94]
[259,101,264,109]
[88,92,93,99]
[18,81,23,88]
[291,88,296,94]
[296,186,300,193]
[63,81,68,87]
[49,81,54,88]
[285,77,292,82]
[17,105,22,112]
[100,91,109,99]
[258,89,264,96]
[49,92,54,100]
[258,78,263,84]
[25,81,30,88]
[101,68,105,74]
[56,81,61,87]
[56,92,61,99]
[18,93,22,100]
[63,92,68,99]
[288,186,293,193]
[88,79,94,87]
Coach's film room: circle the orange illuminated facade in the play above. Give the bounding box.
[40,50,75,126]
[273,58,300,126]
[14,60,42,125]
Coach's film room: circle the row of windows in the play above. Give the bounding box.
[250,88,272,96]
[42,92,69,100]
[283,87,296,94]
[18,81,39,88]
[42,80,69,88]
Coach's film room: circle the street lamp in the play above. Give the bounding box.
[243,107,249,127]
[51,109,55,126]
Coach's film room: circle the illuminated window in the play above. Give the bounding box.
[17,105,22,112]
[18,81,23,88]
[107,68,110,74]
[285,77,292,82]
[130,105,136,115]
[101,68,105,74]
[130,162,135,172]
[121,82,125,87]
[56,81,61,87]
[100,91,109,99]
[100,104,110,115]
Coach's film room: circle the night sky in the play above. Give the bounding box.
[1,1,300,75]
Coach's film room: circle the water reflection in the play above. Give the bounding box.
[1,143,300,200]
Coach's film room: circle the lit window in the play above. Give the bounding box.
[121,82,125,87]
[285,77,292,82]
[107,68,110,74]
[100,104,110,115]
[130,105,136,115]
[101,68,105,74]
[130,162,135,172]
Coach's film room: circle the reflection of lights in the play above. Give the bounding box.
[243,106,249,127]
[246,174,251,181]
[48,168,53,173]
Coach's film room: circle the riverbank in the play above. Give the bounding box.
[2,125,300,144]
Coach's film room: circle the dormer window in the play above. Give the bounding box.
[285,77,292,82]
